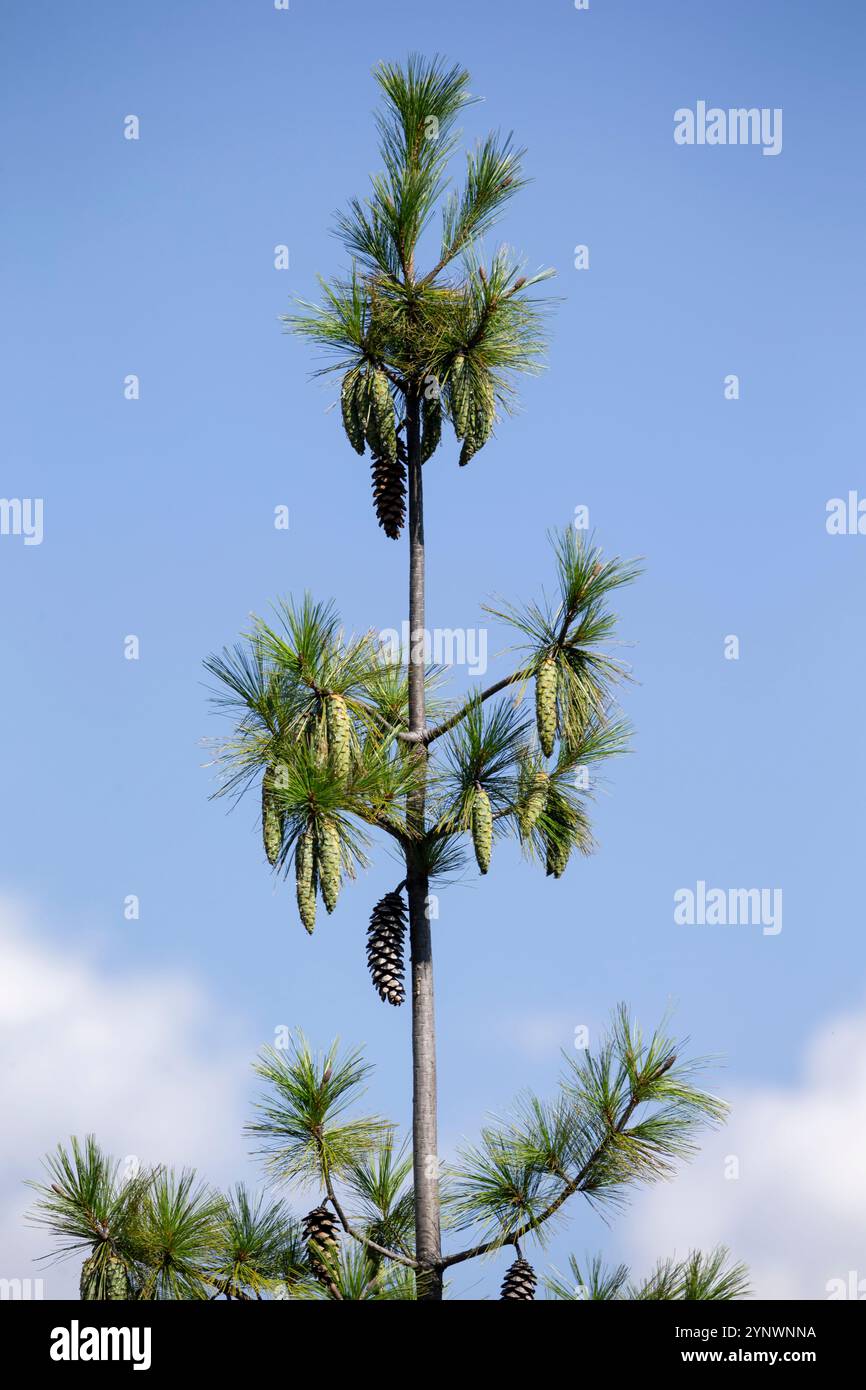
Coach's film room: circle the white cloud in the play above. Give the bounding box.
[0,896,250,1298]
[628,1002,866,1299]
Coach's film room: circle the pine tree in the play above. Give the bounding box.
[201,56,733,1303]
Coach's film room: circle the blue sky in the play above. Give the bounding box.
[2,0,865,1298]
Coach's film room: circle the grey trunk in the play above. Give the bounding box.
[405,387,443,1300]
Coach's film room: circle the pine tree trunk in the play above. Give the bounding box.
[405,386,443,1300]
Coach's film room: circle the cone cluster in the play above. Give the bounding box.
[80,1251,129,1300]
[339,366,408,538]
[366,889,407,1005]
[302,1204,340,1282]
[500,1256,537,1300]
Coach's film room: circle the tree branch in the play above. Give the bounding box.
[437,1063,675,1272]
[397,666,531,746]
[323,1173,418,1271]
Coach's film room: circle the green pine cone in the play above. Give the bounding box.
[519,769,550,837]
[105,1253,130,1300]
[79,1253,99,1300]
[317,818,341,914]
[420,391,442,463]
[535,657,558,757]
[458,376,494,467]
[79,1251,130,1300]
[471,787,493,875]
[295,826,317,935]
[476,375,495,443]
[366,368,397,464]
[545,829,571,879]
[544,794,576,879]
[314,713,329,764]
[450,353,470,438]
[340,369,365,455]
[325,693,351,780]
[458,435,478,468]
[262,766,282,866]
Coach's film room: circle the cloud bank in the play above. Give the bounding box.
[629,1003,866,1299]
[0,896,249,1298]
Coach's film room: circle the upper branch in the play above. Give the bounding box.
[397,666,531,747]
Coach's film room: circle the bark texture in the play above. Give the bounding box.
[405,388,442,1300]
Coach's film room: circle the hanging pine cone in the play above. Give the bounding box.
[370,445,407,539]
[518,768,549,838]
[500,1256,537,1300]
[79,1252,99,1300]
[366,889,407,1005]
[105,1253,130,1300]
[459,374,495,467]
[544,794,576,879]
[535,657,558,757]
[365,368,398,463]
[313,711,329,764]
[449,353,471,438]
[420,391,442,462]
[262,765,283,866]
[317,818,341,914]
[325,693,351,779]
[340,368,366,455]
[545,830,570,879]
[295,825,317,934]
[471,786,493,874]
[302,1204,340,1282]
[79,1251,130,1300]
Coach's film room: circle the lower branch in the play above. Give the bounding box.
[438,1065,675,1272]
[323,1174,418,1272]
